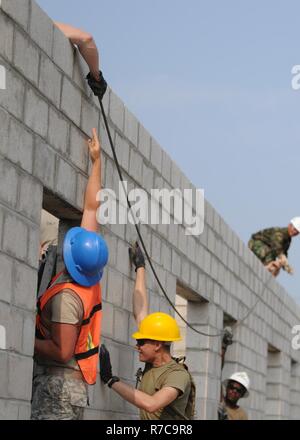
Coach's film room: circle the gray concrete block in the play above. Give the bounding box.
[13,28,39,84]
[81,97,99,136]
[55,157,77,204]
[129,148,143,184]
[18,173,42,223]
[124,107,138,146]
[48,107,69,155]
[27,223,40,269]
[142,162,154,193]
[113,307,129,344]
[107,268,123,307]
[7,117,34,174]
[76,172,87,210]
[170,160,181,189]
[8,353,33,400]
[22,311,35,357]
[17,402,31,420]
[0,107,9,156]
[69,125,89,172]
[162,151,172,184]
[150,138,162,173]
[13,261,37,311]
[39,54,62,107]
[0,253,13,303]
[3,212,27,261]
[0,61,25,119]
[109,91,124,132]
[0,12,13,61]
[52,25,74,77]
[101,301,114,338]
[114,133,130,172]
[61,76,82,125]
[0,158,18,208]
[116,239,131,275]
[24,87,49,138]
[29,1,53,55]
[138,123,151,160]
[33,138,56,190]
[0,399,19,420]
[172,249,181,277]
[0,0,30,30]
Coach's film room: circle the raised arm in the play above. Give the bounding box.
[54,22,100,81]
[129,243,148,325]
[80,128,101,232]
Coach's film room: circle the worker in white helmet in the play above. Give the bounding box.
[218,372,250,420]
[248,217,300,277]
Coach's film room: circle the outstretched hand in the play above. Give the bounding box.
[87,128,100,163]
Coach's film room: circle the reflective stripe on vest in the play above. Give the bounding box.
[36,272,102,385]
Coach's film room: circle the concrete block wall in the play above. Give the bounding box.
[1,0,300,420]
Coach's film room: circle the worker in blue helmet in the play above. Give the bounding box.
[32,128,108,420]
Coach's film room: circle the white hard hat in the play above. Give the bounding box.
[290,217,300,233]
[223,371,250,398]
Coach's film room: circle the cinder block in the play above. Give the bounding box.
[0,399,19,420]
[75,173,87,210]
[142,162,154,194]
[18,174,42,223]
[181,258,190,285]
[129,148,143,185]
[0,12,13,61]
[150,138,162,173]
[72,49,91,94]
[101,301,114,338]
[13,29,39,84]
[0,61,25,119]
[0,107,9,156]
[170,161,181,189]
[22,312,35,357]
[172,249,181,277]
[61,77,82,125]
[13,261,37,311]
[124,107,138,146]
[113,307,129,344]
[7,117,34,174]
[0,158,18,208]
[3,212,27,261]
[24,87,49,138]
[8,353,33,400]
[52,25,74,77]
[116,239,131,275]
[0,0,30,30]
[39,54,62,107]
[0,253,13,303]
[115,133,130,172]
[107,268,123,307]
[69,125,89,172]
[138,123,151,160]
[162,151,172,184]
[48,107,69,155]
[81,97,99,135]
[55,158,77,204]
[9,307,23,354]
[29,1,53,56]
[26,223,40,269]
[33,138,56,190]
[17,402,31,420]
[109,91,124,132]
[0,351,8,398]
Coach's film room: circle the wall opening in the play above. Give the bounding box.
[290,359,300,419]
[265,344,281,419]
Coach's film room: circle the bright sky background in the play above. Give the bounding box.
[37,0,300,302]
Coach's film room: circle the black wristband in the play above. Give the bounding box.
[107,376,120,388]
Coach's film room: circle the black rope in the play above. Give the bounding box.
[98,97,273,338]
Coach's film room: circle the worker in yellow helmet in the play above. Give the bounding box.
[99,243,194,420]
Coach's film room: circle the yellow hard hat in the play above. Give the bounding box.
[132,312,182,342]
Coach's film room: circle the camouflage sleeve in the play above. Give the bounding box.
[270,230,286,255]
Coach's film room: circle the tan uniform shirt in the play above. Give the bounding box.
[139,360,191,420]
[226,405,248,420]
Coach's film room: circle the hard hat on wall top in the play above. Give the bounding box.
[132,312,182,342]
[63,227,109,287]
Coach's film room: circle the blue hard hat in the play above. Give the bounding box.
[63,227,109,287]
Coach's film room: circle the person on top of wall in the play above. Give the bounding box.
[99,243,195,420]
[54,22,107,99]
[218,372,250,420]
[248,218,300,277]
[32,128,108,420]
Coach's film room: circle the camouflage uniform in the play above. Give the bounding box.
[248,227,291,265]
[31,372,88,420]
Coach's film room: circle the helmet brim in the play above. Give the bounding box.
[63,227,103,287]
[132,331,182,342]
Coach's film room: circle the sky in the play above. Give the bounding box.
[37,0,300,301]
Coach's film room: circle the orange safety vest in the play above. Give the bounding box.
[36,271,102,385]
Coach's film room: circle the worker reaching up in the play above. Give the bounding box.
[248,218,300,277]
[54,22,107,99]
[32,129,108,420]
[99,243,195,420]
